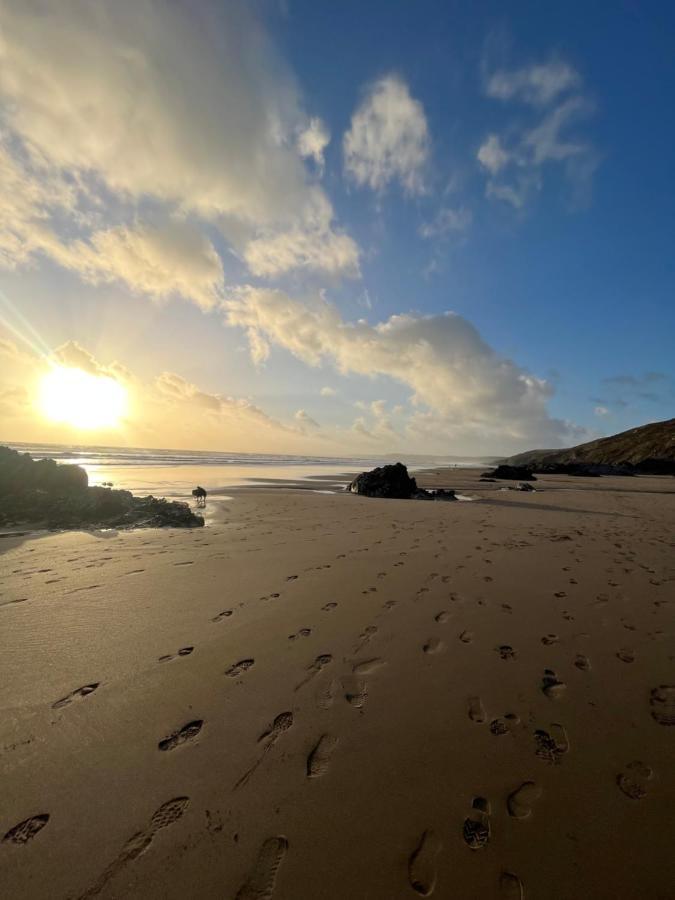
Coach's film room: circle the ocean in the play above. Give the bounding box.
[6,442,498,499]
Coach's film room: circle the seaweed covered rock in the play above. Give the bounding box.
[0,446,203,529]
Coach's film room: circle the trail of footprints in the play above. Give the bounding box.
[7,534,670,900]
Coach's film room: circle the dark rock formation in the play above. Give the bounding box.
[348,463,457,501]
[0,446,203,529]
[482,464,537,482]
[348,462,418,499]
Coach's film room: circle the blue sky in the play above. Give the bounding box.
[0,0,673,454]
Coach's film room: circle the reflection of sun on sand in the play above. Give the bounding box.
[0,468,673,899]
[38,365,127,430]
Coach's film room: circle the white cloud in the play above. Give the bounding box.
[297,117,330,172]
[343,75,429,194]
[524,97,592,165]
[243,191,360,278]
[594,406,609,417]
[477,134,510,174]
[55,222,223,310]
[0,0,359,293]
[419,207,472,239]
[487,60,580,107]
[222,286,579,452]
[479,59,596,211]
[320,386,337,396]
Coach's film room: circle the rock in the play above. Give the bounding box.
[348,463,458,501]
[0,446,203,529]
[413,488,457,501]
[482,465,537,482]
[516,482,536,492]
[348,462,418,499]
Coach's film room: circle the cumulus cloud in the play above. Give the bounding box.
[486,60,580,107]
[320,386,337,396]
[343,75,429,194]
[0,0,359,293]
[297,117,330,172]
[222,286,578,452]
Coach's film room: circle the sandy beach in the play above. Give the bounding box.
[1,469,673,899]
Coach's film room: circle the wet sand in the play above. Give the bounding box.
[0,469,673,899]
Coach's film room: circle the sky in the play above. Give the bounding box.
[0,0,673,456]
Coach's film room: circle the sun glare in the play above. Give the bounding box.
[39,366,127,430]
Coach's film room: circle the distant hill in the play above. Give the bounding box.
[503,418,675,474]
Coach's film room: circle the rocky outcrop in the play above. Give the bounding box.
[0,446,204,529]
[348,463,457,501]
[482,464,537,482]
[348,462,418,499]
[502,418,674,475]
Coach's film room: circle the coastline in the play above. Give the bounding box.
[0,468,673,898]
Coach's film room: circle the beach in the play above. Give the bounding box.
[0,468,673,899]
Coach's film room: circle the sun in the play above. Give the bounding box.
[39,366,128,430]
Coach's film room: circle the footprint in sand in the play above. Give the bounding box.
[294,654,333,691]
[534,724,569,764]
[617,648,635,664]
[342,677,368,708]
[459,630,473,644]
[408,830,441,896]
[212,609,233,623]
[423,637,443,654]
[650,686,675,726]
[541,634,559,646]
[354,625,377,652]
[322,602,337,612]
[288,628,311,641]
[52,683,100,709]
[541,669,566,699]
[574,654,591,672]
[617,761,654,799]
[225,659,255,678]
[158,720,203,752]
[507,781,542,819]
[235,836,288,900]
[489,713,520,736]
[2,814,50,845]
[496,645,516,661]
[499,872,524,899]
[434,611,449,623]
[159,647,193,662]
[352,658,386,676]
[77,798,189,898]
[307,734,338,778]
[463,797,490,850]
[235,714,293,790]
[468,697,486,724]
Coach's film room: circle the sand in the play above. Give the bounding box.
[0,469,673,899]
